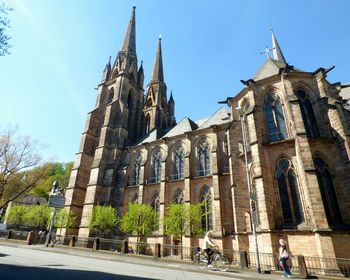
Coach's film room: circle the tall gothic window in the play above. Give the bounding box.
[201,186,213,231]
[296,90,319,138]
[199,140,210,176]
[174,146,184,180]
[313,157,342,225]
[174,189,184,204]
[145,115,151,135]
[276,159,304,226]
[151,151,162,183]
[264,94,288,142]
[134,154,141,185]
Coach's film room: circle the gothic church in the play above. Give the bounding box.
[64,7,350,259]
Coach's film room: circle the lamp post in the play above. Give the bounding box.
[45,180,59,247]
[236,107,261,273]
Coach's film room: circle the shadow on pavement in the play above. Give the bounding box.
[0,253,8,257]
[0,264,157,280]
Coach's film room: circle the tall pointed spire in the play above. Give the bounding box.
[151,36,164,82]
[271,30,286,64]
[121,6,136,54]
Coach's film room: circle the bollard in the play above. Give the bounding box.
[154,243,161,259]
[239,251,248,269]
[26,231,34,245]
[297,255,308,278]
[93,237,100,251]
[121,240,128,255]
[69,235,76,247]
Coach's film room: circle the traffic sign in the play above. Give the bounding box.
[49,195,65,209]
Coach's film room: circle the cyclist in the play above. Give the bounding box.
[202,231,216,267]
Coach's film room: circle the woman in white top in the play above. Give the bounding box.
[202,231,216,265]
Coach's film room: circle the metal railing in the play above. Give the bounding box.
[127,241,154,256]
[1,229,350,278]
[74,236,95,249]
[99,238,123,252]
[304,256,350,278]
[161,244,195,261]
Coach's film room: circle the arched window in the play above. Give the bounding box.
[151,151,162,183]
[127,91,134,140]
[296,90,319,138]
[276,159,304,226]
[313,157,342,225]
[264,94,288,142]
[174,146,184,180]
[199,140,210,176]
[145,115,151,134]
[174,189,184,204]
[134,154,141,185]
[201,186,213,231]
[241,100,251,148]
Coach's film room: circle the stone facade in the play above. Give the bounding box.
[63,7,350,258]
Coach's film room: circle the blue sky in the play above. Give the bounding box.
[1,0,349,163]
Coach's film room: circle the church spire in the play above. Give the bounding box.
[121,6,136,54]
[271,30,286,64]
[151,36,164,82]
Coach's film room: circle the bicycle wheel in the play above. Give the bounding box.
[216,255,230,272]
[198,255,208,269]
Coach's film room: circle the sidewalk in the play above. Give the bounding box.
[0,239,328,280]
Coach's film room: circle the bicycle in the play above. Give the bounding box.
[195,248,230,271]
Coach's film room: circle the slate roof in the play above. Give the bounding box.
[134,107,230,146]
[253,58,286,81]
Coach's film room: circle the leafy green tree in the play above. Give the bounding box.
[29,162,73,199]
[6,204,27,229]
[164,203,203,250]
[54,208,76,235]
[88,205,118,237]
[25,205,51,231]
[120,203,157,243]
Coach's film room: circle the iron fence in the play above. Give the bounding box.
[161,244,196,261]
[0,230,9,238]
[99,238,123,253]
[74,236,95,249]
[127,241,154,256]
[11,230,28,241]
[305,256,350,278]
[1,229,350,278]
[222,249,240,267]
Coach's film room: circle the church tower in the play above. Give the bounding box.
[143,38,175,135]
[63,7,144,237]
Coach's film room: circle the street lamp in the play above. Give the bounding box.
[236,106,261,273]
[45,180,59,247]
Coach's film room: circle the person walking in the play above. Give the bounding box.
[279,239,292,278]
[202,231,216,267]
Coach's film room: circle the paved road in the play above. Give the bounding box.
[0,245,248,280]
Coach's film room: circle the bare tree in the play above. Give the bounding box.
[0,126,44,210]
[0,2,12,56]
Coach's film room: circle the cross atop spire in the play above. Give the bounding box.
[151,36,164,82]
[271,29,286,64]
[121,6,136,54]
